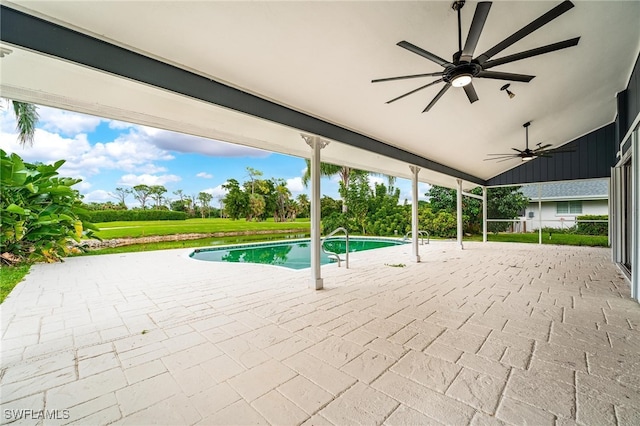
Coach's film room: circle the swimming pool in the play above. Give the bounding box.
[190,237,406,269]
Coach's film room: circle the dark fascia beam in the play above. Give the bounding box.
[0,5,485,186]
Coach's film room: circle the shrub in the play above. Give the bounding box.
[1,150,99,264]
[321,212,352,235]
[577,215,608,236]
[418,207,457,238]
[541,226,577,235]
[90,209,188,223]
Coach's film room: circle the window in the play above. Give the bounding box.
[556,201,582,214]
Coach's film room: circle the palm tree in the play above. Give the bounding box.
[6,100,39,147]
[302,160,396,213]
[302,160,352,213]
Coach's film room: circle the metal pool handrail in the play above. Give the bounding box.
[403,230,430,245]
[321,227,349,268]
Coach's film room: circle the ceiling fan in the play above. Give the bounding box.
[372,0,580,112]
[485,121,574,162]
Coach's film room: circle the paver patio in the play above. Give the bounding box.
[1,241,639,425]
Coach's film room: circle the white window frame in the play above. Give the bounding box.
[556,201,582,215]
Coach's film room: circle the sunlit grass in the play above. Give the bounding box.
[464,232,608,247]
[0,264,30,303]
[76,232,310,256]
[94,217,310,239]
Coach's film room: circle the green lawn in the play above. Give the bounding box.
[77,232,309,256]
[464,232,609,247]
[95,218,310,239]
[0,264,30,303]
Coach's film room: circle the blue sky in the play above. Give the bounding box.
[0,104,429,207]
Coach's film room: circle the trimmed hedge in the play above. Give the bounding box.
[576,215,608,236]
[90,209,188,223]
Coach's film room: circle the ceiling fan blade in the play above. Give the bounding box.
[423,84,451,113]
[476,71,535,82]
[511,148,524,153]
[497,157,519,163]
[482,37,580,69]
[475,0,575,63]
[484,156,517,161]
[386,79,444,104]
[397,41,452,67]
[487,153,518,156]
[534,144,553,151]
[460,2,492,63]
[372,72,443,83]
[463,82,479,104]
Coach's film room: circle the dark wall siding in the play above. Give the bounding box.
[620,51,640,156]
[487,123,617,186]
[627,53,640,132]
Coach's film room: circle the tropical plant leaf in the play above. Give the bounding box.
[12,101,39,147]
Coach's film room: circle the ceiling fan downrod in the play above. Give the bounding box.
[452,1,466,54]
[523,121,531,150]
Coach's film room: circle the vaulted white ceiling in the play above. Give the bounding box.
[1,1,639,189]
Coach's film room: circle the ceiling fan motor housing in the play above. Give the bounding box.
[443,61,482,85]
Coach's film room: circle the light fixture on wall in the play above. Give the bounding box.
[500,84,515,99]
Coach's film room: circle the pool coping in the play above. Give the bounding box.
[189,236,409,270]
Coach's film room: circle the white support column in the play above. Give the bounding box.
[302,134,329,290]
[631,131,639,301]
[611,168,619,263]
[482,186,488,243]
[538,183,542,245]
[410,165,421,262]
[456,179,463,249]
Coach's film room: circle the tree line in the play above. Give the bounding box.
[84,165,529,236]
[304,169,528,238]
[84,167,311,222]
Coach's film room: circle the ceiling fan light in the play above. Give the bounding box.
[451,74,472,87]
[522,155,534,161]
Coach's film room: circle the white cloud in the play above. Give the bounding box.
[197,172,213,179]
[399,182,431,204]
[203,184,228,197]
[0,109,175,182]
[75,180,92,191]
[119,173,182,186]
[202,184,228,207]
[1,128,92,172]
[108,119,135,130]
[38,106,102,135]
[286,177,305,193]
[368,175,385,188]
[82,189,111,203]
[139,126,270,158]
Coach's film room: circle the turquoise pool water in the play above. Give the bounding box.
[189,238,406,270]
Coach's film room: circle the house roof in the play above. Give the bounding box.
[1,2,639,190]
[519,179,608,201]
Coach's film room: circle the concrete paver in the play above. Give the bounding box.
[1,241,639,425]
